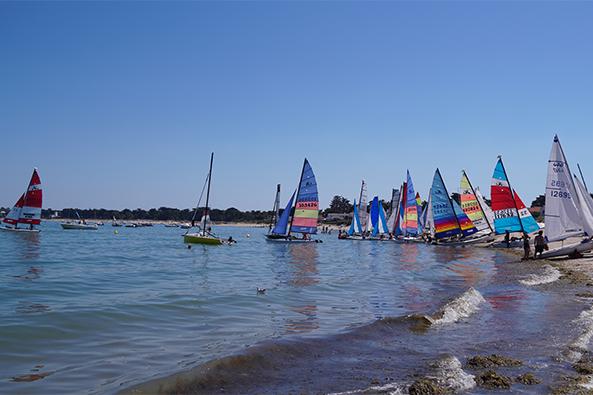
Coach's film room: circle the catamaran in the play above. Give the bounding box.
[460,170,494,237]
[265,158,320,243]
[490,156,540,237]
[61,211,98,230]
[183,152,228,245]
[540,135,593,258]
[1,168,43,233]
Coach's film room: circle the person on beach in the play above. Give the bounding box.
[522,232,531,260]
[534,231,546,258]
[504,230,511,248]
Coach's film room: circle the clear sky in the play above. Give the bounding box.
[1,1,592,211]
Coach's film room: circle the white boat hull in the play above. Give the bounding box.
[540,239,593,259]
[0,226,40,233]
[61,223,98,230]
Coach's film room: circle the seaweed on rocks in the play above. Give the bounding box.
[474,370,512,389]
[550,375,593,395]
[466,354,522,369]
[408,378,449,395]
[515,373,540,385]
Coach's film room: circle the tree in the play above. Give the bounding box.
[531,194,545,208]
[326,195,353,214]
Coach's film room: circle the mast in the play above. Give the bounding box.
[498,156,524,233]
[202,152,214,236]
[269,184,281,231]
[288,158,307,236]
[463,170,493,232]
[437,168,463,232]
[578,163,589,192]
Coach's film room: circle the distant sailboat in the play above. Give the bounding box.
[1,168,42,233]
[265,158,320,242]
[402,170,419,238]
[345,198,363,237]
[184,152,227,245]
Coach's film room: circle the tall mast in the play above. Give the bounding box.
[202,152,214,235]
[462,169,493,232]
[578,163,589,192]
[498,156,524,233]
[288,158,307,236]
[437,168,463,232]
[269,184,281,231]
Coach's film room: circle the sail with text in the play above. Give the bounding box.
[491,157,523,234]
[290,159,319,234]
[347,198,363,236]
[513,190,541,234]
[431,169,461,239]
[544,135,584,241]
[452,199,478,237]
[2,168,42,230]
[271,191,295,236]
[403,170,419,236]
[475,187,495,227]
[460,171,493,233]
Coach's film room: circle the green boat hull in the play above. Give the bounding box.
[183,233,223,245]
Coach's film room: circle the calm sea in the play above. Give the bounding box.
[0,222,588,394]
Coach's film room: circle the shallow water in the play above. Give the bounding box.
[0,223,587,394]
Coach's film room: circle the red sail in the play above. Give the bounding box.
[19,168,43,225]
[2,193,25,225]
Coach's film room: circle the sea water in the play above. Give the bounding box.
[0,222,589,394]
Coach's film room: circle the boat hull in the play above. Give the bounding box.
[184,233,223,245]
[61,223,98,230]
[540,239,593,259]
[265,234,319,243]
[0,226,40,233]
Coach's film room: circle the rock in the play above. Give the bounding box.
[576,292,593,298]
[466,354,522,369]
[574,361,593,375]
[474,370,512,389]
[516,372,540,385]
[408,378,449,395]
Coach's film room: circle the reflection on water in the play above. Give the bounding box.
[7,231,41,261]
[285,243,319,334]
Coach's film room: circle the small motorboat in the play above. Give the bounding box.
[61,221,98,230]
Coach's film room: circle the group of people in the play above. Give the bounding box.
[504,230,548,260]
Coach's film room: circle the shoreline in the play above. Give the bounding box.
[119,240,593,395]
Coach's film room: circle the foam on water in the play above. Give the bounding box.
[519,265,561,286]
[429,288,486,325]
[564,305,593,362]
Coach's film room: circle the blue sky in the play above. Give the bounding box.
[1,2,592,210]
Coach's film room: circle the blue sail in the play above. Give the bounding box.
[370,196,380,237]
[431,169,461,239]
[271,191,295,235]
[348,198,362,236]
[452,199,478,237]
[378,202,389,234]
[290,159,319,234]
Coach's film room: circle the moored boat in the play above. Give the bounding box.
[61,211,98,230]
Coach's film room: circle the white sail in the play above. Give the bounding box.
[475,187,495,227]
[386,188,400,231]
[424,190,434,234]
[544,135,583,242]
[358,180,368,231]
[574,176,593,237]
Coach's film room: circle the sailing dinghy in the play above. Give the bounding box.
[1,168,43,233]
[540,135,593,258]
[183,153,228,245]
[265,158,320,243]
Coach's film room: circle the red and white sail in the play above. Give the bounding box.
[2,168,42,227]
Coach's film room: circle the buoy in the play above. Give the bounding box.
[114,230,118,234]
[246,233,251,238]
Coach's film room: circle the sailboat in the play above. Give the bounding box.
[460,170,494,236]
[1,168,43,233]
[341,181,366,240]
[540,135,593,258]
[61,211,98,230]
[265,158,320,243]
[183,153,227,245]
[490,156,540,235]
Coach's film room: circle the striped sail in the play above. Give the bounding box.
[403,170,418,236]
[347,198,363,236]
[3,168,42,228]
[431,169,461,239]
[452,199,478,237]
[460,171,490,233]
[475,187,495,227]
[491,158,522,234]
[513,190,541,234]
[290,159,319,234]
[544,135,583,241]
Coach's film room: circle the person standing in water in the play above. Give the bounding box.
[534,230,546,258]
[522,232,531,260]
[504,230,511,248]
